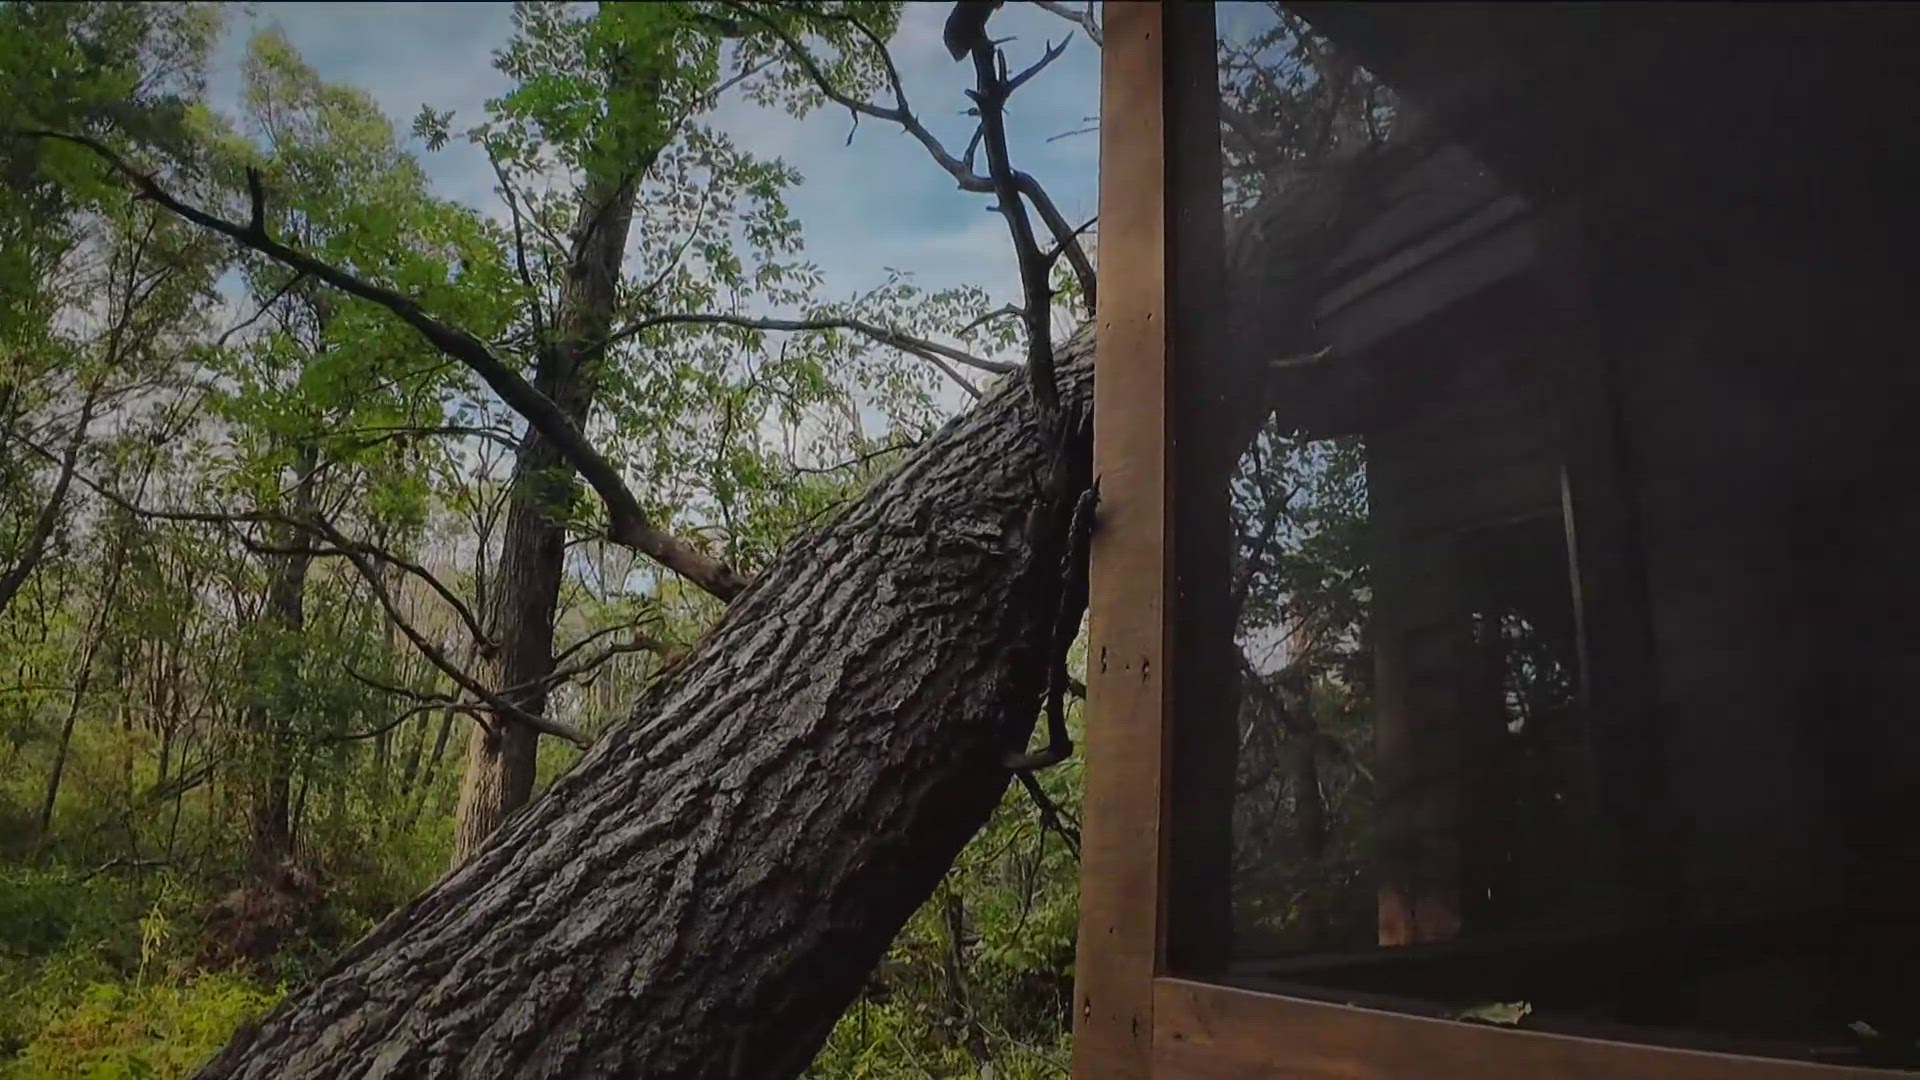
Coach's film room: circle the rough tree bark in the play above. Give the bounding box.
[196,329,1093,1080]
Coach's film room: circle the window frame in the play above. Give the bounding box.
[1068,5,1897,1078]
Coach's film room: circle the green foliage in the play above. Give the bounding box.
[0,1,220,330]
[485,2,709,176]
[2,1,1094,1075]
[3,973,279,1080]
[809,703,1084,1078]
[0,867,274,1079]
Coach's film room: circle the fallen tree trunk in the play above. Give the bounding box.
[196,328,1095,1080]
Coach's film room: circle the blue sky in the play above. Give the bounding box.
[203,2,1102,315]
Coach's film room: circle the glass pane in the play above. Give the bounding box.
[1158,3,1920,1069]
[1164,0,1620,1013]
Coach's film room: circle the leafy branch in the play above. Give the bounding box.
[0,431,606,746]
[12,127,751,602]
[604,310,1008,402]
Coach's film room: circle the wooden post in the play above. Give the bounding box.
[1070,3,1172,1075]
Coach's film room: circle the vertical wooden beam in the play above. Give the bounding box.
[1070,3,1171,1076]
[1532,202,1673,927]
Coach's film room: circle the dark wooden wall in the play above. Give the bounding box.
[1584,190,1918,1031]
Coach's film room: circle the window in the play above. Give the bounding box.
[1166,0,1612,975]
[1072,3,1920,1073]
[1136,4,1920,1060]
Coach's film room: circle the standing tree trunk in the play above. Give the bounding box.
[244,442,318,878]
[393,691,430,802]
[195,332,1092,1080]
[36,607,109,844]
[447,451,568,856]
[402,697,461,833]
[451,165,644,863]
[939,889,992,1069]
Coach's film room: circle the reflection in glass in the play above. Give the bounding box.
[1154,3,1920,1067]
[1215,2,1394,216]
[1173,1,1601,969]
[1225,426,1374,957]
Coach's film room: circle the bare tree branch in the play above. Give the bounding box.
[1029,0,1101,45]
[550,615,666,668]
[605,311,1012,376]
[10,437,504,664]
[1015,770,1081,856]
[788,439,921,477]
[724,4,1096,309]
[629,180,715,303]
[15,128,749,602]
[137,761,215,808]
[75,856,173,883]
[539,636,671,692]
[308,423,523,453]
[321,700,451,744]
[704,54,776,105]
[1043,215,1098,268]
[967,38,1060,418]
[337,554,592,748]
[215,270,307,350]
[249,522,499,663]
[956,303,1024,339]
[915,349,983,401]
[961,124,986,173]
[351,628,658,738]
[1004,35,1070,96]
[1045,119,1099,144]
[0,384,99,620]
[484,141,552,351]
[1013,173,1096,312]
